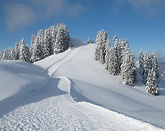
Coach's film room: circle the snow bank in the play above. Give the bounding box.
[0,60,47,101]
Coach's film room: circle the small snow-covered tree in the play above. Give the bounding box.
[146,68,159,95]
[87,37,91,43]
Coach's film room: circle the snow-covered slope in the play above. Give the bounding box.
[0,38,165,130]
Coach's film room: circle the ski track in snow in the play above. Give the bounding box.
[0,38,165,130]
[0,78,163,131]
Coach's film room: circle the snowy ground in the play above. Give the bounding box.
[0,38,165,130]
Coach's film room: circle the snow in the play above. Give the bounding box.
[0,38,165,130]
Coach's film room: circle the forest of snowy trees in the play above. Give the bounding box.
[0,23,70,63]
[94,30,159,96]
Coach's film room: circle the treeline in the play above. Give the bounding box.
[0,23,70,63]
[95,30,159,95]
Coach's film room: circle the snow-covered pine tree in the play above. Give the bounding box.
[87,37,91,43]
[39,29,44,59]
[146,68,159,95]
[152,55,159,83]
[31,33,42,62]
[132,51,137,82]
[63,24,70,50]
[53,24,69,54]
[95,30,108,64]
[51,25,57,55]
[95,31,102,61]
[104,37,110,71]
[117,38,122,72]
[30,34,35,62]
[19,38,30,62]
[1,50,7,60]
[43,29,51,58]
[8,47,15,60]
[15,42,19,60]
[108,35,120,75]
[143,52,150,84]
[139,49,144,74]
[100,31,108,64]
[54,26,64,54]
[120,42,135,85]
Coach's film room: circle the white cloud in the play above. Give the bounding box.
[5,3,36,32]
[31,0,85,18]
[4,0,85,32]
[128,0,165,16]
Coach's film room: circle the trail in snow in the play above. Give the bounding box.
[0,77,163,131]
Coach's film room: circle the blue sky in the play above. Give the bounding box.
[0,0,165,57]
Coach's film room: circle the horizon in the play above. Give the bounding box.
[0,0,165,57]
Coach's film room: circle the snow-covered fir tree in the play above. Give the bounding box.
[53,24,69,54]
[152,55,159,83]
[146,68,159,95]
[104,37,110,71]
[87,37,91,43]
[132,51,137,82]
[142,52,150,84]
[139,49,144,74]
[108,35,120,75]
[51,25,57,55]
[95,30,108,64]
[54,26,65,54]
[19,38,30,62]
[120,43,135,85]
[43,29,51,58]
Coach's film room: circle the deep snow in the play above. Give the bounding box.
[0,38,165,130]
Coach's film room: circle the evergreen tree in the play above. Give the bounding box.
[108,46,119,75]
[104,38,110,71]
[146,68,159,95]
[54,26,65,54]
[15,42,19,60]
[152,55,159,83]
[95,30,107,63]
[143,52,150,84]
[51,26,57,55]
[39,29,44,59]
[63,24,70,50]
[31,34,42,62]
[87,37,91,43]
[132,51,137,82]
[108,35,120,75]
[19,38,30,62]
[43,29,51,58]
[139,49,144,74]
[121,43,135,85]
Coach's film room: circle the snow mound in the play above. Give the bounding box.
[0,60,48,101]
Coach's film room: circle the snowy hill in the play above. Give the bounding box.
[0,38,165,130]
